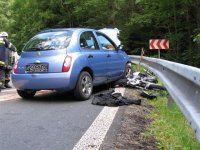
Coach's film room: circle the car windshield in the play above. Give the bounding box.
[23,31,73,52]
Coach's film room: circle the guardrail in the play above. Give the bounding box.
[129,55,200,142]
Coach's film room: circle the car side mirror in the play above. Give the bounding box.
[117,44,124,50]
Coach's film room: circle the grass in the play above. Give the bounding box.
[132,63,144,72]
[146,95,200,150]
[130,64,200,149]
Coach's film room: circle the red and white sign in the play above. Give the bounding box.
[149,39,169,49]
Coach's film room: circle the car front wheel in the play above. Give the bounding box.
[74,71,93,100]
[123,63,133,78]
[17,90,36,99]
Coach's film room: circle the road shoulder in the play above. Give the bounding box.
[100,88,159,150]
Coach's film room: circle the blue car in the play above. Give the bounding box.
[12,28,131,100]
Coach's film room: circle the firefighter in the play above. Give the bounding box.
[0,31,17,89]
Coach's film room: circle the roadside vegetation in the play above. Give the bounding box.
[132,64,200,149]
[146,95,200,149]
[1,0,200,67]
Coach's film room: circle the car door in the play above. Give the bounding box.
[95,32,126,80]
[79,31,108,85]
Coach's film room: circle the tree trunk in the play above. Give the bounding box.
[108,0,116,27]
[173,1,179,58]
[186,4,192,55]
[196,0,200,28]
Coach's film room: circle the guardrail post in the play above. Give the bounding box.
[167,94,174,108]
[136,64,140,71]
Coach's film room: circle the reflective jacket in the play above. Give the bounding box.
[0,37,16,67]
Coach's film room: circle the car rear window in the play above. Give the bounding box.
[23,31,73,52]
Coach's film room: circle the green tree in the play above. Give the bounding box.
[122,0,200,66]
[8,0,200,66]
[0,0,14,32]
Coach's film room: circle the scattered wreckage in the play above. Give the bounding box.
[92,89,141,107]
[92,68,166,107]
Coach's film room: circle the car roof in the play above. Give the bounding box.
[99,28,120,32]
[37,28,96,34]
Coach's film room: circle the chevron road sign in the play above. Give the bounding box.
[149,39,169,49]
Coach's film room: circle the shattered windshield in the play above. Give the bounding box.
[23,31,73,52]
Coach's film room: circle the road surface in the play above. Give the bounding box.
[0,87,124,150]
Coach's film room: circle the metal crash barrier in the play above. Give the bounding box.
[129,55,200,142]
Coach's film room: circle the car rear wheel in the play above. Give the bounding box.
[17,90,36,99]
[74,71,93,100]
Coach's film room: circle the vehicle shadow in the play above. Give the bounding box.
[31,91,75,102]
[24,84,112,103]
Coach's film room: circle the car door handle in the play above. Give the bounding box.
[88,54,93,58]
[107,54,111,57]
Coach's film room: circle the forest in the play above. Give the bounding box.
[0,0,200,67]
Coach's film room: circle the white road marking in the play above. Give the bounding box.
[1,89,16,93]
[0,90,53,102]
[73,107,119,150]
[72,87,125,150]
[0,94,20,102]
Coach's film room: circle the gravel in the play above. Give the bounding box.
[100,88,159,150]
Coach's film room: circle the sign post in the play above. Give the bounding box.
[149,39,169,58]
[137,47,144,71]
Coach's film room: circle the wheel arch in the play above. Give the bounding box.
[126,60,132,65]
[80,67,94,80]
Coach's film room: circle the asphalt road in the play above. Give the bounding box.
[0,86,122,150]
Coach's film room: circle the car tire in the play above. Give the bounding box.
[17,90,36,99]
[123,63,133,79]
[74,71,93,100]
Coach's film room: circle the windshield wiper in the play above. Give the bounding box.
[27,47,42,51]
[43,47,56,50]
[27,46,57,51]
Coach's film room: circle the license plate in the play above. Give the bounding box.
[26,64,48,73]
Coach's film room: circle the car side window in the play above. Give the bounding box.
[80,31,99,50]
[96,32,116,50]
